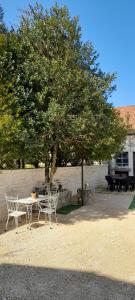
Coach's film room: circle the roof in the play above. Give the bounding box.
[115,105,135,131]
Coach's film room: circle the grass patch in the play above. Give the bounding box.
[129,195,135,209]
[57,204,82,215]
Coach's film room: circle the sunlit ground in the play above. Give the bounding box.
[1,192,135,299]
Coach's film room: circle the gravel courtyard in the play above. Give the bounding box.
[1,192,135,299]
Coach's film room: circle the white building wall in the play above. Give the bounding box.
[123,135,135,175]
[109,135,135,175]
[128,152,134,175]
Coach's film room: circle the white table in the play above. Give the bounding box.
[17,196,48,225]
[8,195,50,228]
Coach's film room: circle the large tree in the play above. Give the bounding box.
[0,4,6,34]
[0,3,128,180]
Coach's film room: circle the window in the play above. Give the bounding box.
[116,152,128,167]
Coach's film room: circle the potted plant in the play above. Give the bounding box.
[31,190,38,199]
[52,179,63,192]
[58,183,63,191]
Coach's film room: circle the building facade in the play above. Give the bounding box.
[109,105,135,176]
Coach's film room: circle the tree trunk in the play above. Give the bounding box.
[81,155,84,206]
[45,152,50,184]
[44,134,50,184]
[21,159,25,169]
[16,159,21,169]
[34,161,39,168]
[49,144,57,184]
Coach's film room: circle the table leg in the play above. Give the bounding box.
[15,217,19,234]
[27,205,33,229]
[15,217,18,228]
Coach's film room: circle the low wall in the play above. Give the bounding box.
[53,165,107,196]
[0,169,45,222]
[0,165,107,221]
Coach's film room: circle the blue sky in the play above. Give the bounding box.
[1,0,135,107]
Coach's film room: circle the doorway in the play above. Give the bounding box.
[133,152,135,176]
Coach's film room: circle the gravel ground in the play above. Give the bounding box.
[0,192,135,299]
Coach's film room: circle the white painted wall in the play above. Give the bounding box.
[0,169,45,222]
[109,135,135,175]
[53,165,107,195]
[0,165,107,221]
[123,135,135,175]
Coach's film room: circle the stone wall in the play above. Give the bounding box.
[0,165,107,221]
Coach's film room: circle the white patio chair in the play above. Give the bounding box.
[5,194,27,232]
[38,193,59,228]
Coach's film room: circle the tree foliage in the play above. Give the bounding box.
[0,4,7,34]
[0,3,128,179]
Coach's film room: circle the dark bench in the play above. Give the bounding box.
[105,175,115,191]
[128,176,135,191]
[105,175,135,192]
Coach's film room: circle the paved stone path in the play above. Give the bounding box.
[0,192,135,299]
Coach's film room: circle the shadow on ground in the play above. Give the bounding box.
[59,191,134,225]
[60,207,129,225]
[0,264,135,299]
[0,207,131,235]
[0,192,134,233]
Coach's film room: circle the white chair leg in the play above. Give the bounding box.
[55,212,58,224]
[38,210,41,221]
[27,205,32,226]
[48,214,52,229]
[45,213,47,223]
[29,206,32,223]
[15,217,18,227]
[18,216,22,223]
[11,217,15,226]
[5,216,10,231]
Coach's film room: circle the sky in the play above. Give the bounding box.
[1,0,135,108]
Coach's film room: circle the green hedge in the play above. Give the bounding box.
[57,205,81,215]
[129,196,135,209]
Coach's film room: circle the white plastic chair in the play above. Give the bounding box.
[38,193,58,228]
[5,194,27,232]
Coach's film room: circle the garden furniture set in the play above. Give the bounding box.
[105,175,135,192]
[5,192,59,232]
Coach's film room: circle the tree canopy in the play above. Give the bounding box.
[0,3,128,180]
[0,4,6,34]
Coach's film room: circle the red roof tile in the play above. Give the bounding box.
[115,105,135,130]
